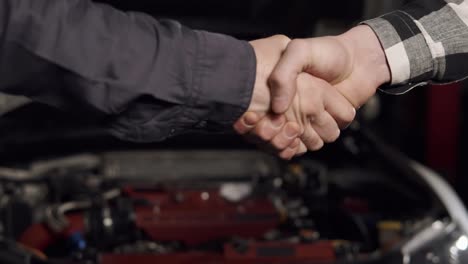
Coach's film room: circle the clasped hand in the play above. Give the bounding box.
[234,26,391,159]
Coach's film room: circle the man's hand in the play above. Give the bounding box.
[234,35,355,160]
[235,72,356,159]
[235,26,390,159]
[234,35,306,159]
[269,25,391,113]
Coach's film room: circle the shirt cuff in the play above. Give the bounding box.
[185,30,256,132]
[362,11,434,94]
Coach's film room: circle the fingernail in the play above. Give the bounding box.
[243,113,258,126]
[298,142,307,154]
[295,151,307,157]
[285,124,299,138]
[343,120,354,130]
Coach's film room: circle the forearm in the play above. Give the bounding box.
[0,0,256,141]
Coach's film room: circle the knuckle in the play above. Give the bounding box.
[316,114,331,127]
[305,106,318,118]
[305,102,324,117]
[272,34,291,46]
[307,111,322,124]
[301,129,314,141]
[268,72,288,90]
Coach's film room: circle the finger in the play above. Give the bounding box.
[288,138,309,158]
[289,137,301,149]
[249,123,302,160]
[279,147,298,160]
[301,124,324,151]
[293,74,325,122]
[313,78,356,129]
[278,138,301,160]
[297,142,307,155]
[311,112,341,143]
[270,122,301,151]
[249,136,298,160]
[294,73,355,130]
[233,112,262,135]
[269,39,315,114]
[251,114,287,142]
[281,73,323,153]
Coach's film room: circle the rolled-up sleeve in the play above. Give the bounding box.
[363,0,468,95]
[0,0,256,142]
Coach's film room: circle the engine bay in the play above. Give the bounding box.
[0,128,442,264]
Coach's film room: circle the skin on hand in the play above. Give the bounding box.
[235,25,390,159]
[269,25,391,112]
[233,35,306,160]
[234,35,356,160]
[234,111,304,160]
[285,72,355,149]
[235,71,355,159]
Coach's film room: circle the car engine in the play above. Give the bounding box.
[0,127,442,264]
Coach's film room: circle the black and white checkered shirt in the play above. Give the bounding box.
[364,0,468,94]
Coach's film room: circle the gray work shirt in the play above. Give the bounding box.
[0,0,256,142]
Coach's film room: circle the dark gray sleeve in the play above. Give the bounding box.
[0,0,256,142]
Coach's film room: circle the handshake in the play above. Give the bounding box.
[234,26,391,159]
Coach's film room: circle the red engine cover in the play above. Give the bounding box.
[126,187,281,246]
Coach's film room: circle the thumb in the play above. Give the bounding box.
[233,112,262,135]
[268,39,310,114]
[269,38,353,114]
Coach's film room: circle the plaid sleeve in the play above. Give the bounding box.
[363,0,468,95]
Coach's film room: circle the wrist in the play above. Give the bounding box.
[337,25,391,89]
